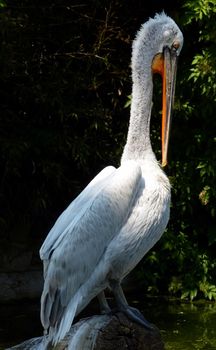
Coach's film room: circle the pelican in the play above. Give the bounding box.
[40,13,183,346]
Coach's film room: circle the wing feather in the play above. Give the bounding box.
[40,161,142,335]
[40,166,116,262]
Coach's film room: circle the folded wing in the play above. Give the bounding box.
[40,161,142,340]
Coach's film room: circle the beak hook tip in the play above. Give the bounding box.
[161,160,167,168]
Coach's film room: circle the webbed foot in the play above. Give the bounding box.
[110,280,154,330]
[120,305,153,330]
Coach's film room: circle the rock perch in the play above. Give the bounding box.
[8,312,164,350]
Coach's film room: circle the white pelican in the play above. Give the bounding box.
[40,12,183,346]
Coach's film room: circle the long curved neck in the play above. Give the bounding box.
[121,38,156,164]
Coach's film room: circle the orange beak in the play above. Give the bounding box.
[152,47,178,167]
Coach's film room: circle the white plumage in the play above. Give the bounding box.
[40,12,183,346]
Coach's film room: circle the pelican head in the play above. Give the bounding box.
[132,13,183,166]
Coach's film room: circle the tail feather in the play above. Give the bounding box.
[41,292,53,330]
[51,293,80,346]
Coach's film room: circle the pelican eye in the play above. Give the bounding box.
[172,41,180,50]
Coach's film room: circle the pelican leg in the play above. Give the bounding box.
[111,281,153,330]
[97,291,111,314]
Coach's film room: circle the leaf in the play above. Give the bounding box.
[190,289,198,301]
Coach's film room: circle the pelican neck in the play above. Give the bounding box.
[121,66,155,163]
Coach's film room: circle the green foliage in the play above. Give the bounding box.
[189,50,216,98]
[0,0,215,300]
[183,0,216,23]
